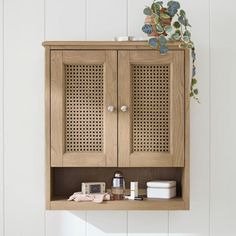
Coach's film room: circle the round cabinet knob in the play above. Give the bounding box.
[107,105,115,112]
[120,105,128,112]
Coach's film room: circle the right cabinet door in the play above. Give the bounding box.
[118,50,185,167]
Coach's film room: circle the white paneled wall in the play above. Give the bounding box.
[1,0,236,236]
[0,0,3,235]
[210,0,236,235]
[3,0,44,235]
[87,0,127,40]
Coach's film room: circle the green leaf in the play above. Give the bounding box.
[156,23,164,33]
[148,37,158,48]
[183,35,190,43]
[160,45,169,54]
[173,21,181,28]
[142,24,153,34]
[165,25,173,33]
[143,7,152,16]
[172,32,181,40]
[191,78,197,86]
[167,1,173,6]
[180,9,186,16]
[159,35,167,45]
[155,15,160,24]
[183,30,191,37]
[160,12,171,19]
[193,88,199,95]
[187,42,194,49]
[175,29,181,34]
[190,92,194,97]
[179,42,187,48]
[151,3,160,14]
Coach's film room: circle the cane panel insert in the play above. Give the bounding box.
[132,64,170,153]
[65,64,104,153]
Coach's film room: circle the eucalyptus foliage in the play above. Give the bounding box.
[143,0,199,102]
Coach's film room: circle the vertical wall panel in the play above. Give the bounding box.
[128,211,168,236]
[87,0,127,40]
[169,0,210,235]
[4,0,45,235]
[128,0,152,38]
[0,0,4,235]
[46,211,86,236]
[45,0,86,40]
[87,211,127,236]
[210,0,236,235]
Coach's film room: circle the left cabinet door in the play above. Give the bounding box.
[50,50,117,167]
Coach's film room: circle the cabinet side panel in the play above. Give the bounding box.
[51,51,64,166]
[182,49,190,209]
[45,47,51,209]
[172,51,185,167]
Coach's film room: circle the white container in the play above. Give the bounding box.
[147,181,176,199]
[130,182,138,199]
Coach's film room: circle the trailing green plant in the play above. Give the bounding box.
[142,0,199,102]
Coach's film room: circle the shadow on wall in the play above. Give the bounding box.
[47,211,199,235]
[70,210,170,234]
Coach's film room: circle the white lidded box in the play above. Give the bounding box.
[147,181,176,199]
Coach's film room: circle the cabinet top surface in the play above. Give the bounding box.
[42,41,184,50]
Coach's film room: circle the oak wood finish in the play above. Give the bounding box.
[44,41,190,210]
[53,167,182,196]
[50,50,117,167]
[50,197,186,210]
[42,41,184,50]
[45,46,51,209]
[118,50,185,167]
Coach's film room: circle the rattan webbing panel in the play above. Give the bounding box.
[65,64,104,152]
[132,64,170,153]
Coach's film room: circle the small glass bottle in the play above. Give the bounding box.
[111,171,125,200]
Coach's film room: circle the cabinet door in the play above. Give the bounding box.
[51,50,117,167]
[118,50,185,167]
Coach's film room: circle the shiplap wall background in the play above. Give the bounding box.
[0,0,236,235]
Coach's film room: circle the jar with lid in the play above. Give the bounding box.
[111,171,125,200]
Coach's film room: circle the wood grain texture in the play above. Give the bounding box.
[118,50,185,167]
[171,51,185,167]
[51,197,186,210]
[43,41,183,48]
[53,167,182,196]
[181,49,190,209]
[50,50,117,167]
[51,51,64,166]
[45,46,51,209]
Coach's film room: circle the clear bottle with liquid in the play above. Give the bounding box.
[111,171,125,200]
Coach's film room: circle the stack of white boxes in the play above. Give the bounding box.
[147,180,176,199]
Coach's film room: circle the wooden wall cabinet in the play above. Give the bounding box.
[43,41,190,210]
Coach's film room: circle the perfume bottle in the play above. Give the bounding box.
[111,171,125,200]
